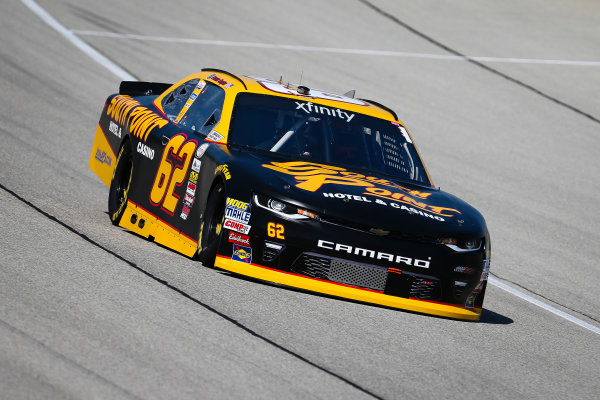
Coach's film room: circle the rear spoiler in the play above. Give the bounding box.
[119,81,173,96]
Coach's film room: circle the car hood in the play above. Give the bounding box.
[227,148,487,239]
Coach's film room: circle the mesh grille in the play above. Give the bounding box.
[292,253,388,290]
[329,259,388,291]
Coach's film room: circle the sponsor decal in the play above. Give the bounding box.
[106,95,140,126]
[226,197,250,211]
[108,120,122,138]
[128,107,169,141]
[295,101,355,122]
[465,260,490,308]
[453,266,475,274]
[267,222,285,239]
[262,161,460,218]
[207,73,232,87]
[195,80,207,91]
[95,148,112,165]
[482,259,491,281]
[224,218,251,234]
[215,164,231,179]
[322,192,445,221]
[137,142,154,160]
[191,158,202,173]
[225,205,251,223]
[180,204,191,220]
[206,130,224,142]
[186,181,196,196]
[232,244,252,263]
[106,95,168,142]
[184,193,195,207]
[189,171,199,184]
[323,193,371,202]
[317,240,431,268]
[228,231,250,245]
[196,143,209,159]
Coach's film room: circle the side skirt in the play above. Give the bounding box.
[119,200,197,257]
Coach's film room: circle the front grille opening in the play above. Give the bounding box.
[291,253,443,300]
[454,280,468,299]
[292,254,330,279]
[317,215,438,244]
[409,275,441,300]
[263,241,285,262]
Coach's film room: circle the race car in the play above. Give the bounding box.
[89,68,490,320]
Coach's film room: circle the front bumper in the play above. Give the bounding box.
[215,196,489,320]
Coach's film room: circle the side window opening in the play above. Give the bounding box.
[160,79,200,122]
[177,82,226,135]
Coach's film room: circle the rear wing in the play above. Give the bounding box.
[119,81,172,96]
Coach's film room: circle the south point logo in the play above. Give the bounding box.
[295,101,355,122]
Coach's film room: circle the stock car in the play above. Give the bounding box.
[89,68,490,320]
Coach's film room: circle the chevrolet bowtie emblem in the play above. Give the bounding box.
[369,228,390,236]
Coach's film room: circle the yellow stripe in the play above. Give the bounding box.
[174,81,206,124]
[215,256,482,320]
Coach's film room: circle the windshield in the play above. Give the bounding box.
[228,93,430,185]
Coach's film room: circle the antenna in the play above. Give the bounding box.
[299,70,303,85]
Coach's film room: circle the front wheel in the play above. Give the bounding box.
[197,183,226,267]
[108,143,133,225]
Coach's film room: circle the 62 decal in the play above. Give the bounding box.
[150,134,198,215]
[267,222,285,240]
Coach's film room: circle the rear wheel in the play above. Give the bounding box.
[108,143,133,225]
[197,183,226,267]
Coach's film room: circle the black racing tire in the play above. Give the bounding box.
[108,142,133,226]
[197,183,226,267]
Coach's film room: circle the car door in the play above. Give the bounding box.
[137,78,227,235]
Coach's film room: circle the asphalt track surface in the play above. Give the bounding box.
[1,0,599,398]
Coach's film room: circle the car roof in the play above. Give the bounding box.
[159,69,400,122]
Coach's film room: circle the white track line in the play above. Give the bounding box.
[72,29,600,67]
[20,0,136,81]
[489,277,600,335]
[23,0,600,335]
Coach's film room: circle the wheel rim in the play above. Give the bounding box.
[115,157,131,207]
[207,201,225,244]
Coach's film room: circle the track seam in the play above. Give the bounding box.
[0,183,383,400]
[358,0,600,125]
[0,319,143,400]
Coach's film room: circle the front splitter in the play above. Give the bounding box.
[215,255,482,320]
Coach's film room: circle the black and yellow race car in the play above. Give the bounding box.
[89,68,490,320]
